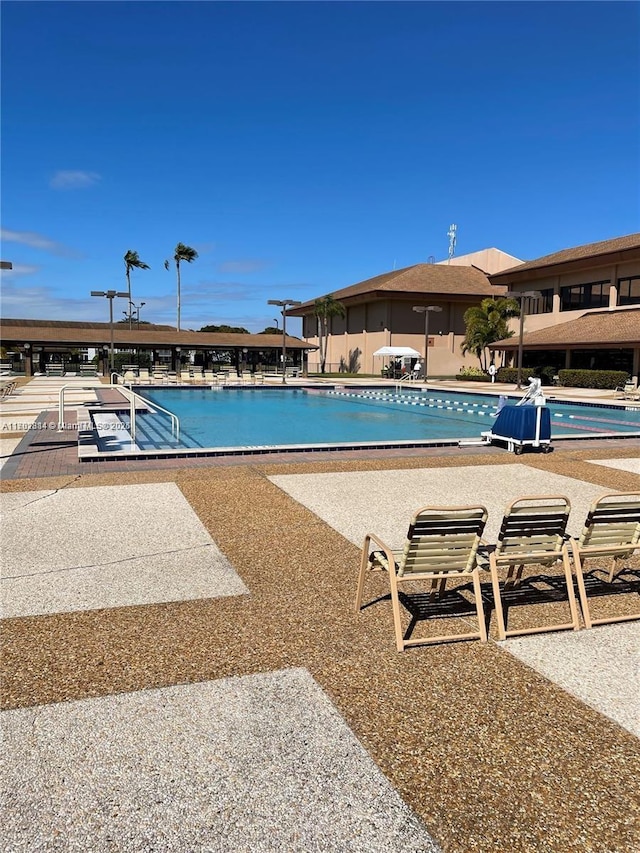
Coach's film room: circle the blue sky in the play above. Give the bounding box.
[1,1,638,336]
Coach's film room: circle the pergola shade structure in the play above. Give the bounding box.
[0,319,316,377]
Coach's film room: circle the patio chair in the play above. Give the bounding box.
[355,504,489,650]
[569,492,640,629]
[614,380,638,400]
[486,495,579,640]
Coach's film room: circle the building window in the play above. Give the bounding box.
[618,275,640,306]
[560,280,610,311]
[527,288,554,314]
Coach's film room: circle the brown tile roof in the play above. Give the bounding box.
[491,307,640,349]
[0,318,177,331]
[0,320,311,350]
[490,233,640,282]
[290,263,503,312]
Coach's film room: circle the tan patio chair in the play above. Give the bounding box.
[355,504,489,650]
[614,380,638,400]
[487,495,579,640]
[569,492,640,629]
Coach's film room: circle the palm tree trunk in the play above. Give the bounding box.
[126,269,132,330]
[176,261,181,332]
[317,317,325,373]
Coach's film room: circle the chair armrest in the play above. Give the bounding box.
[362,532,397,571]
[475,538,494,570]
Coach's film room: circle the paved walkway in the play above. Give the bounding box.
[1,377,639,852]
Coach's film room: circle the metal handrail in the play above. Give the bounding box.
[57,383,180,442]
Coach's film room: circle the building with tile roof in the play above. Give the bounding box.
[489,233,640,380]
[0,319,314,377]
[288,260,510,376]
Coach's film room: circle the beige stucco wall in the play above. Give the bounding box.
[505,258,640,333]
[436,248,523,274]
[304,297,491,375]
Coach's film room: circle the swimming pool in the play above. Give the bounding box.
[132,386,640,453]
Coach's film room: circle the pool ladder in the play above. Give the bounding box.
[58,383,180,443]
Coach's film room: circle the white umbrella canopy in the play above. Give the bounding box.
[372,346,421,358]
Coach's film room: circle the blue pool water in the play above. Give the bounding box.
[136,387,640,451]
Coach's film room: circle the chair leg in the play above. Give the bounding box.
[388,573,406,652]
[471,570,488,643]
[570,542,592,629]
[354,539,371,612]
[489,553,508,641]
[562,547,580,631]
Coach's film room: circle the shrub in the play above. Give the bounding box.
[557,369,629,390]
[458,367,487,379]
[496,367,519,383]
[497,366,558,386]
[456,366,489,381]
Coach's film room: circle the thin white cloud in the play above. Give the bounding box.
[49,170,101,190]
[217,259,271,274]
[0,263,39,278]
[0,228,79,258]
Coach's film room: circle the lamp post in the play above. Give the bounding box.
[412,305,443,382]
[128,301,146,330]
[91,290,129,374]
[505,290,542,389]
[273,318,279,330]
[268,299,302,383]
[23,342,32,378]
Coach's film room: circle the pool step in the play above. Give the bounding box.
[131,410,197,450]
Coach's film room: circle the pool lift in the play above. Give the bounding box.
[458,377,552,455]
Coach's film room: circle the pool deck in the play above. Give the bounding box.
[1,377,639,852]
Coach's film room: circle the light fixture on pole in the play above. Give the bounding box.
[268,299,302,383]
[412,305,442,382]
[505,291,542,389]
[131,301,146,330]
[273,318,279,330]
[91,290,129,374]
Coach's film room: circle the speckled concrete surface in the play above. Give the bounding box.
[505,622,640,738]
[1,668,438,853]
[2,451,640,853]
[1,482,247,617]
[268,463,618,545]
[0,437,22,472]
[587,456,640,475]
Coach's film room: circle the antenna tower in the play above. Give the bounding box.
[447,224,457,264]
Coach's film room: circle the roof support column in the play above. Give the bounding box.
[23,343,33,378]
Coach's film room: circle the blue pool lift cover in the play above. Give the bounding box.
[492,405,551,442]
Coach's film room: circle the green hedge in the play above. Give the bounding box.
[496,366,558,385]
[557,369,629,389]
[455,373,489,382]
[496,367,519,383]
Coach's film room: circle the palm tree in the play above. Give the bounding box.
[313,294,346,373]
[164,243,198,331]
[461,297,520,370]
[123,250,150,328]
